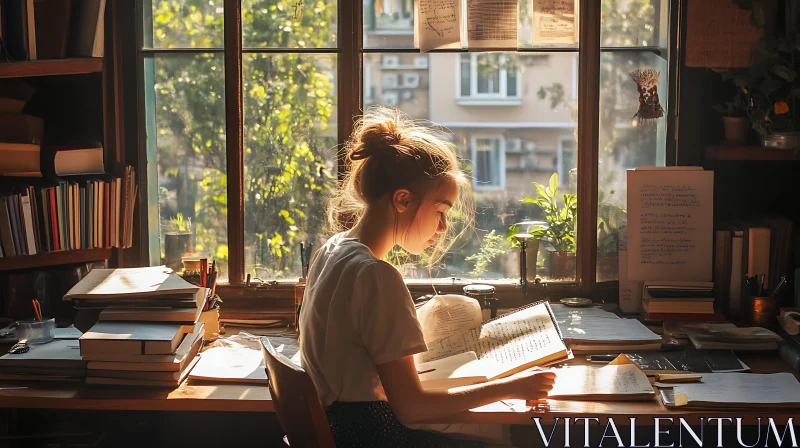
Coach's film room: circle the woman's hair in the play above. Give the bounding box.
[327,106,473,267]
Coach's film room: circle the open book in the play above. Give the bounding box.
[415,297,570,389]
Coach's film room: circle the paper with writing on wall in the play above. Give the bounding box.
[548,364,654,399]
[533,0,576,45]
[416,0,462,52]
[416,303,568,380]
[627,167,714,282]
[467,0,518,49]
[416,295,483,344]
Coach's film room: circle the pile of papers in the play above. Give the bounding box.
[550,304,663,353]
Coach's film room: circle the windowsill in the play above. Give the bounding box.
[456,97,522,106]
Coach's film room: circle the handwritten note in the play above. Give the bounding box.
[533,0,576,45]
[548,364,655,399]
[467,0,518,49]
[627,168,713,282]
[416,0,462,52]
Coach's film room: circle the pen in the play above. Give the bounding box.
[589,354,619,362]
[300,242,306,277]
[416,368,436,375]
[772,276,787,297]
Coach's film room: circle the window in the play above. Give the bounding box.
[141,0,672,290]
[457,54,521,105]
[471,136,505,190]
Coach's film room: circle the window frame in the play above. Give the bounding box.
[133,0,679,300]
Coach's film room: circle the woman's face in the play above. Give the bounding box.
[396,178,458,255]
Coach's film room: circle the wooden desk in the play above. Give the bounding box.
[0,353,796,424]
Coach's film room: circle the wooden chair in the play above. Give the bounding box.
[260,337,336,448]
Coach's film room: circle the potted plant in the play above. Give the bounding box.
[516,173,577,279]
[596,189,626,282]
[728,37,800,147]
[713,89,751,145]
[164,213,194,272]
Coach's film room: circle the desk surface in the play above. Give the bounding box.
[1,353,797,424]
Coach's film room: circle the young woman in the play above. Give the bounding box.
[299,108,556,447]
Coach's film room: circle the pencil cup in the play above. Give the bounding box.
[16,318,55,344]
[198,306,221,341]
[750,296,779,327]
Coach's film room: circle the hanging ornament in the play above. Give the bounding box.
[630,68,664,125]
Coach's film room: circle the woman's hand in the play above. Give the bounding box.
[498,368,557,400]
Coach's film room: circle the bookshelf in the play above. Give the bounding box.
[0,58,104,79]
[0,1,132,273]
[0,248,112,271]
[705,145,800,161]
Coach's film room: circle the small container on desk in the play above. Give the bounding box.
[198,300,222,341]
[16,318,55,344]
[750,295,779,328]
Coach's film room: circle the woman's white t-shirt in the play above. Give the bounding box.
[299,233,428,407]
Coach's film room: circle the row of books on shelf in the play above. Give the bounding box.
[1,0,105,61]
[714,217,795,317]
[0,166,136,258]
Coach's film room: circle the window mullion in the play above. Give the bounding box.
[339,0,362,179]
[224,0,244,284]
[576,0,601,292]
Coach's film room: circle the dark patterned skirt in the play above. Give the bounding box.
[325,401,486,448]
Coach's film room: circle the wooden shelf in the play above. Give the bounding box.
[0,248,112,271]
[0,58,103,79]
[705,145,800,161]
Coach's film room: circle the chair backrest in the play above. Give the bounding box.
[260,337,336,448]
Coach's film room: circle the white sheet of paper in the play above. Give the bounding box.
[416,295,483,344]
[627,167,714,282]
[467,0,518,49]
[533,0,576,44]
[671,373,800,405]
[550,304,660,343]
[416,0,461,52]
[548,364,654,398]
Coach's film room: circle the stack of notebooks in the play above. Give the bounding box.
[675,322,782,351]
[0,338,86,382]
[641,281,722,322]
[550,304,663,353]
[63,266,210,387]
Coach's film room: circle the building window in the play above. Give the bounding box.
[471,136,505,190]
[458,54,521,105]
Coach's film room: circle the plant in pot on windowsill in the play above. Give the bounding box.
[713,88,751,145]
[596,189,627,282]
[517,173,577,280]
[164,213,194,273]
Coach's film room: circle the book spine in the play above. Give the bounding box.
[778,341,800,373]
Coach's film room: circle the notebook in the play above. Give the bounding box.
[63,266,200,302]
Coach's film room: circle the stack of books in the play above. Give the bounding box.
[641,281,722,322]
[64,266,211,387]
[0,338,86,382]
